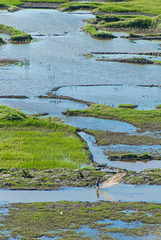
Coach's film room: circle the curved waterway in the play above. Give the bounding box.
[0,9,161,203]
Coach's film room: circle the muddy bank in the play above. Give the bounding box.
[32,32,68,37]
[91,51,161,56]
[96,57,154,64]
[0,168,117,190]
[0,95,28,99]
[0,58,20,66]
[0,166,160,190]
[38,92,94,106]
[51,84,122,92]
[20,2,61,10]
[121,34,161,40]
[85,129,161,146]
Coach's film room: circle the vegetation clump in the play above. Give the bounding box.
[10,33,32,43]
[109,152,154,161]
[118,104,138,109]
[0,24,32,43]
[124,168,161,185]
[83,24,116,39]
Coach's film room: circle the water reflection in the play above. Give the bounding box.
[56,85,161,110]
[0,184,160,203]
[0,9,160,97]
[96,188,116,202]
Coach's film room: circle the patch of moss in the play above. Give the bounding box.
[0,201,161,239]
[118,104,138,109]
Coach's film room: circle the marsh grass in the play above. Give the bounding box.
[0,24,32,43]
[61,0,161,15]
[1,201,161,239]
[83,24,116,39]
[118,104,137,109]
[0,106,89,170]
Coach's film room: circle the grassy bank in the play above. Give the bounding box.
[0,201,161,239]
[0,0,68,10]
[61,0,161,16]
[64,103,161,132]
[86,14,161,31]
[124,168,161,185]
[83,24,116,39]
[0,105,90,170]
[60,0,161,39]
[0,24,32,43]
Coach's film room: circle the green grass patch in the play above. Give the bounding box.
[100,16,154,29]
[60,0,161,16]
[83,24,116,39]
[0,24,32,43]
[10,33,32,43]
[64,103,161,131]
[109,152,154,161]
[0,105,90,170]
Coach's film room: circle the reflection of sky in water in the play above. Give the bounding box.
[0,9,160,97]
[57,85,161,110]
[0,184,161,203]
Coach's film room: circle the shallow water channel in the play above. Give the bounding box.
[0,9,161,203]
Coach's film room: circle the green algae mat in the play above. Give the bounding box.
[0,201,161,239]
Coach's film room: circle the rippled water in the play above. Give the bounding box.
[0,9,161,97]
[0,9,161,203]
